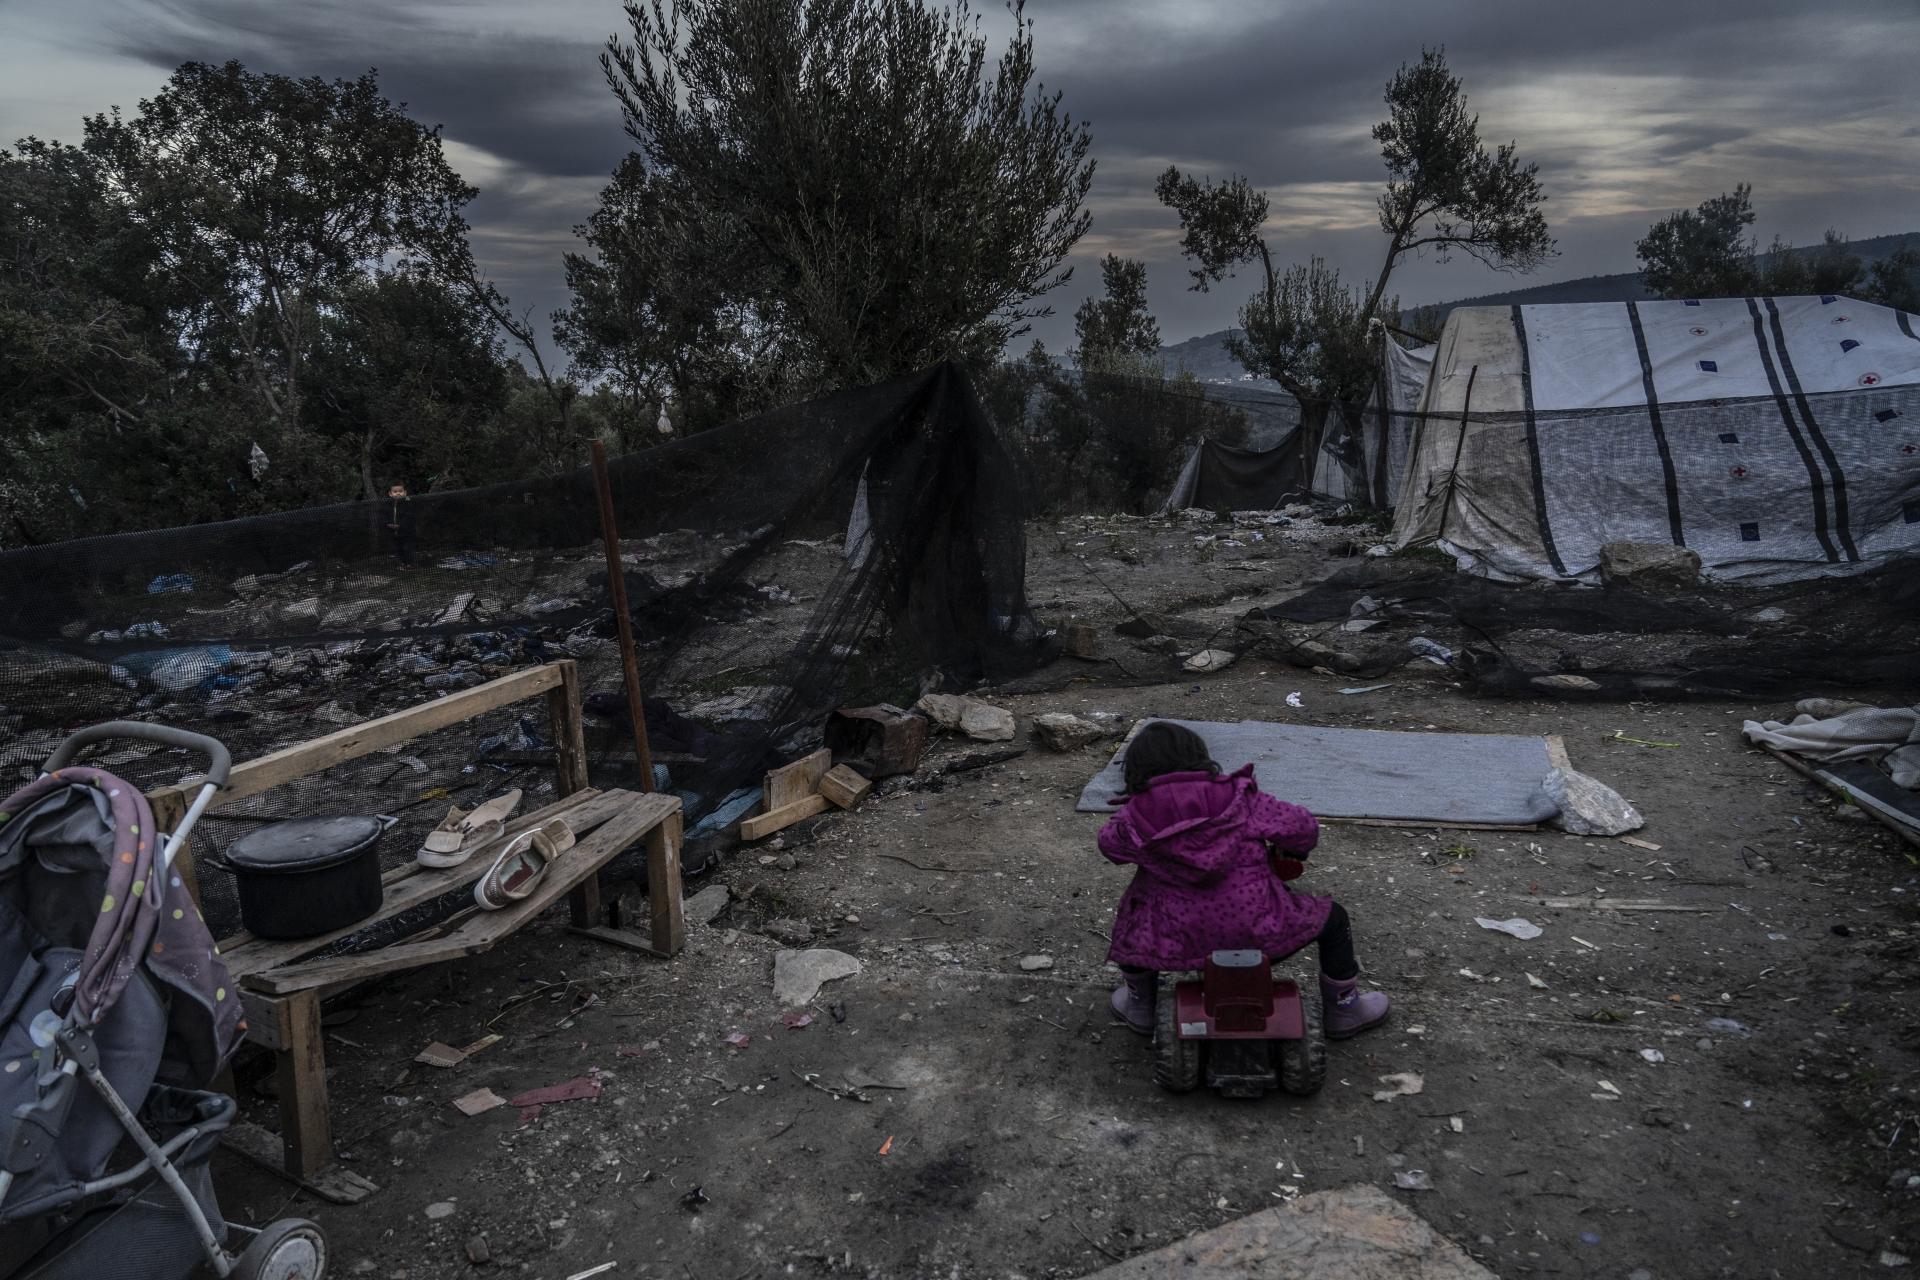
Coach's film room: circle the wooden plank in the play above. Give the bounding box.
[647,808,685,956]
[223,1122,378,1204]
[1765,745,1920,851]
[569,925,672,959]
[1325,817,1539,832]
[819,764,873,810]
[250,792,680,994]
[148,664,567,813]
[1534,897,1711,913]
[222,788,617,981]
[547,660,592,796]
[238,989,284,1051]
[739,793,830,841]
[274,988,330,1180]
[148,788,202,912]
[1544,735,1572,773]
[765,748,832,810]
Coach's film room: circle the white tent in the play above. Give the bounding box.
[1390,296,1920,584]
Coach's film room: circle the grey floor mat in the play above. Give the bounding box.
[1076,719,1561,825]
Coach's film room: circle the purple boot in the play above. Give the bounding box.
[1110,971,1154,1035]
[1320,975,1390,1040]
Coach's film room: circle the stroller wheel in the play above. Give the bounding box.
[234,1218,327,1280]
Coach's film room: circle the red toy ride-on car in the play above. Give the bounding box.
[1151,853,1326,1099]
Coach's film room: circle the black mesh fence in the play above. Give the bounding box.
[0,363,1049,936]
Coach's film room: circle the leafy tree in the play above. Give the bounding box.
[1073,255,1160,368]
[596,0,1094,390]
[1863,241,1920,313]
[1757,230,1865,298]
[1157,47,1549,412]
[1635,184,1758,299]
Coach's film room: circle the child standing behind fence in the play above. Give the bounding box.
[1098,721,1390,1039]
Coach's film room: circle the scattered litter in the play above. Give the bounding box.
[1639,1048,1666,1064]
[567,1263,618,1280]
[1612,731,1680,749]
[617,1045,650,1058]
[1285,691,1304,709]
[1182,649,1237,674]
[414,1034,501,1069]
[782,1013,813,1029]
[1618,836,1663,852]
[678,1186,708,1214]
[877,1135,894,1157]
[146,573,195,595]
[452,1088,506,1117]
[1019,955,1055,972]
[1456,968,1486,982]
[725,1031,751,1050]
[1571,936,1600,950]
[508,1076,602,1124]
[1704,1017,1754,1038]
[1598,1080,1621,1095]
[1475,916,1543,940]
[1338,684,1393,695]
[1448,1116,1465,1133]
[1525,973,1549,989]
[1882,1251,1911,1269]
[425,1201,456,1220]
[1579,1231,1602,1245]
[1372,1072,1424,1102]
[1408,637,1453,665]
[1392,1170,1434,1191]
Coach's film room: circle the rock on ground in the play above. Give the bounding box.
[1599,541,1702,591]
[772,948,862,1007]
[1032,712,1106,751]
[1183,649,1238,673]
[1543,766,1644,836]
[1078,1184,1493,1279]
[916,693,1015,742]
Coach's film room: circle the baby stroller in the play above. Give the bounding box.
[0,723,326,1279]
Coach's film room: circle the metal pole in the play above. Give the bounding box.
[590,441,657,793]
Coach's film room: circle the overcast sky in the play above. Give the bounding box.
[4,0,1917,357]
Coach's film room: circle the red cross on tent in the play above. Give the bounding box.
[1904,444,1918,456]
[1730,465,1750,479]
[1688,326,1708,337]
[1860,372,1883,386]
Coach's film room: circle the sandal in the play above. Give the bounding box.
[473,818,575,910]
[418,788,523,868]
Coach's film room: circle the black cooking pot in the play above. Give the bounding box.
[212,815,392,940]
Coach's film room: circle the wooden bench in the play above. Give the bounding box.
[146,661,684,1193]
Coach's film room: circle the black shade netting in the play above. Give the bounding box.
[0,363,1049,937]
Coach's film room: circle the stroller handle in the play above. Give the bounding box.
[45,722,231,789]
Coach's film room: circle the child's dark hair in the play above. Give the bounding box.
[1123,721,1219,794]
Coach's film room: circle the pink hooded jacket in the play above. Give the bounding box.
[1097,765,1330,972]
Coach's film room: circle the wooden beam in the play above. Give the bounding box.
[148,664,567,813]
[819,765,872,810]
[249,793,680,994]
[547,659,592,797]
[765,748,832,810]
[739,793,830,841]
[647,808,685,956]
[273,988,330,1180]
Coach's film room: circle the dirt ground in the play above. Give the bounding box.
[215,517,1920,1280]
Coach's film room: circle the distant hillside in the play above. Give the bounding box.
[1161,231,1918,380]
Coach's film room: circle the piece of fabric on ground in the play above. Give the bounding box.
[1742,706,1920,790]
[1074,718,1560,824]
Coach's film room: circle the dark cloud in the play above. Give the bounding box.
[6,0,1916,355]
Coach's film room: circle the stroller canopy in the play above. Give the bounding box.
[0,768,244,1086]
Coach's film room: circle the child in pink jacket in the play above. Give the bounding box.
[1098,721,1389,1038]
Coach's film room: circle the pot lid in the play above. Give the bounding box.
[224,815,384,874]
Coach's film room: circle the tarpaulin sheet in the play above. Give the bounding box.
[1075,718,1560,826]
[1158,438,1305,515]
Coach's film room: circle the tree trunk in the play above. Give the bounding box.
[359,428,377,501]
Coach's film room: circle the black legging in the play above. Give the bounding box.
[1122,901,1359,980]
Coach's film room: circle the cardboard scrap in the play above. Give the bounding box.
[509,1076,603,1124]
[452,1088,507,1117]
[415,1033,504,1069]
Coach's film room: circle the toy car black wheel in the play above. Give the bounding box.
[233,1217,327,1280]
[1277,987,1327,1096]
[1152,971,1202,1093]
